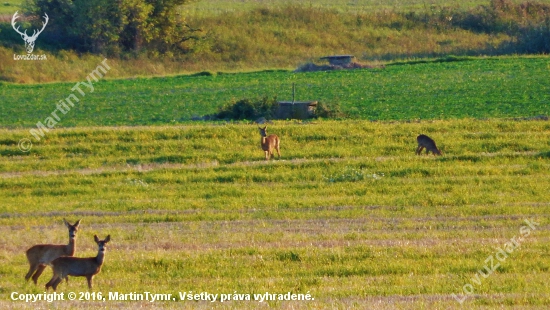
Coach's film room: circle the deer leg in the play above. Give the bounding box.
[86,275,93,290]
[45,276,56,290]
[25,263,39,282]
[31,264,47,284]
[416,146,423,155]
[264,151,269,161]
[52,277,63,291]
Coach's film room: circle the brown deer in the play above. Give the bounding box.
[45,235,111,291]
[416,134,442,156]
[25,219,81,284]
[258,126,280,160]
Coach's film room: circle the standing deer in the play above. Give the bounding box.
[258,126,280,160]
[11,11,49,54]
[45,235,111,291]
[416,134,442,156]
[25,219,81,284]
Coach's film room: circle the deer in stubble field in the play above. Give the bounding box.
[45,235,111,291]
[25,219,81,284]
[258,126,280,160]
[416,134,442,156]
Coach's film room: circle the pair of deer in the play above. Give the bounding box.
[260,127,442,159]
[25,219,110,291]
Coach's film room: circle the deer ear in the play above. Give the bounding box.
[94,235,99,242]
[75,219,82,227]
[64,218,70,227]
[105,235,111,243]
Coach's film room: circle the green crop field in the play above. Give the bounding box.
[0,118,549,309]
[1,56,549,127]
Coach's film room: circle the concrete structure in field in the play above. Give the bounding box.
[319,55,355,66]
[275,101,318,119]
[276,83,317,120]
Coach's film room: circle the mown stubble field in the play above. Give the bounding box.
[0,119,548,309]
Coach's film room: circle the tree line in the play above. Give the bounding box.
[19,0,201,55]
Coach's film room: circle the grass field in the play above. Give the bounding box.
[186,0,541,15]
[1,1,550,308]
[0,0,20,14]
[3,0,549,83]
[1,56,549,127]
[0,0,527,15]
[0,119,549,309]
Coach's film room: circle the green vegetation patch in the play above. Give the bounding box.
[1,57,548,127]
[2,0,550,83]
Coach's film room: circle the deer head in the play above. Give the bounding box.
[11,11,49,54]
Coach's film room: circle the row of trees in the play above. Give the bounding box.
[24,0,201,55]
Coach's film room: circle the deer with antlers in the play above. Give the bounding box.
[46,235,111,291]
[11,11,49,54]
[25,219,81,284]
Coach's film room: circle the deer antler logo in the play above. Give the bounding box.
[11,11,49,54]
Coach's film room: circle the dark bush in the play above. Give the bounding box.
[515,18,550,53]
[450,0,550,35]
[214,97,278,121]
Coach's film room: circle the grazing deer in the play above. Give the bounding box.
[45,235,111,291]
[416,134,442,156]
[25,219,81,284]
[258,126,281,160]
